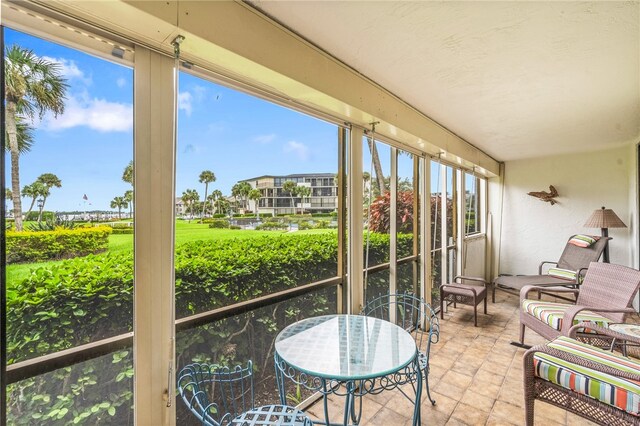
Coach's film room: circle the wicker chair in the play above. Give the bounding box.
[519,262,640,346]
[493,235,610,302]
[440,276,488,327]
[362,292,440,405]
[178,361,312,426]
[523,323,640,426]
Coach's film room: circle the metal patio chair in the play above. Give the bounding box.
[362,292,440,405]
[178,361,312,426]
[519,262,640,346]
[493,234,610,302]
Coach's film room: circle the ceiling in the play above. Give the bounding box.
[249,1,639,162]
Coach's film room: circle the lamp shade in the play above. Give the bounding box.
[584,206,627,229]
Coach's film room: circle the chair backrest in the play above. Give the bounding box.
[576,262,640,323]
[178,361,255,426]
[361,292,440,352]
[556,235,610,272]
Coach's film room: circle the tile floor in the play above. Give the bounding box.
[305,291,639,425]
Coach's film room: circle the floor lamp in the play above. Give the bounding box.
[584,206,627,263]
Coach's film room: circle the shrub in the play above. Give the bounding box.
[229,225,241,230]
[26,217,78,232]
[298,221,313,230]
[208,219,230,229]
[255,222,288,230]
[111,228,134,235]
[212,214,226,218]
[6,227,112,263]
[25,211,55,222]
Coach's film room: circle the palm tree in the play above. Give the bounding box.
[297,186,311,214]
[5,45,68,231]
[282,180,299,214]
[124,190,134,218]
[36,173,62,222]
[198,170,216,222]
[110,196,128,220]
[21,181,47,218]
[122,161,133,186]
[231,182,251,212]
[366,138,385,195]
[248,189,261,218]
[211,189,223,214]
[181,189,200,221]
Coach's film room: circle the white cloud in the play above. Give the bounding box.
[178,91,193,116]
[44,95,132,132]
[284,140,310,161]
[116,77,127,88]
[42,56,91,85]
[253,134,276,144]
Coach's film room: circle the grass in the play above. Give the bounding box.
[6,220,336,285]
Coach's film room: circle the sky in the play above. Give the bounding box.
[4,28,450,214]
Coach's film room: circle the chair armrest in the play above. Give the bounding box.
[454,275,487,286]
[520,285,578,300]
[569,322,640,346]
[560,306,636,335]
[538,261,558,274]
[441,283,479,296]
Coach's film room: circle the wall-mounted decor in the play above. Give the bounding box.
[527,185,558,205]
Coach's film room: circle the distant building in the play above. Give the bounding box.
[175,197,186,216]
[239,173,337,215]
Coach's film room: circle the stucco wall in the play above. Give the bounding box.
[496,145,634,275]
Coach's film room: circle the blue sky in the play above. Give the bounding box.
[5,28,447,213]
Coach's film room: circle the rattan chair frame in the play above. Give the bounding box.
[523,323,640,426]
[519,262,640,345]
[493,235,610,302]
[440,276,488,327]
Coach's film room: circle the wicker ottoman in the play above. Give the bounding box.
[440,276,488,327]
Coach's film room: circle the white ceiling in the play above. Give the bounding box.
[249,1,639,161]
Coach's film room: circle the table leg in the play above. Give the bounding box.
[343,381,356,426]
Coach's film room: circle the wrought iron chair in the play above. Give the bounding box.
[178,361,313,426]
[361,292,440,405]
[519,262,640,346]
[493,234,610,302]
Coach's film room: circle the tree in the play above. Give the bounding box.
[35,173,62,222]
[21,181,47,217]
[211,189,223,214]
[5,45,68,231]
[110,196,128,220]
[181,189,200,220]
[198,170,216,222]
[231,182,251,212]
[297,186,311,214]
[366,137,386,195]
[124,190,134,218]
[122,161,133,186]
[282,180,299,214]
[248,189,261,218]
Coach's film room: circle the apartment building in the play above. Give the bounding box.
[239,173,337,215]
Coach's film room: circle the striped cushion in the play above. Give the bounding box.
[533,336,640,416]
[522,300,610,331]
[547,267,577,282]
[568,234,598,248]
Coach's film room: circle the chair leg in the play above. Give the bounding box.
[483,296,487,314]
[440,296,444,320]
[492,284,496,303]
[473,301,478,327]
[424,367,436,406]
[520,323,526,344]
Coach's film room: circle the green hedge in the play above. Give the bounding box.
[255,222,288,230]
[208,219,230,229]
[110,228,134,235]
[6,227,112,263]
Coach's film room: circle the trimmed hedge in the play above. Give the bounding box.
[6,227,112,263]
[208,219,230,229]
[110,228,134,235]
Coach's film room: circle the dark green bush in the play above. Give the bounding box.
[255,222,288,230]
[110,228,134,235]
[212,214,226,218]
[6,227,112,263]
[208,219,230,229]
[229,225,241,230]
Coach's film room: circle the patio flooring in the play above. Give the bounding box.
[305,291,640,425]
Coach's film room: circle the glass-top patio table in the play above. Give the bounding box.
[274,314,422,426]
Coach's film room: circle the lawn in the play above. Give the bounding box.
[6,220,336,285]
